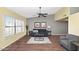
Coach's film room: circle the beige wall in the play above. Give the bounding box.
[69,12,79,36]
[55,7,70,21]
[0,8,27,50]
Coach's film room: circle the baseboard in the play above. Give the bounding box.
[51,34,67,36]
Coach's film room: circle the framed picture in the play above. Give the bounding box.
[34,22,40,28]
[41,22,47,28]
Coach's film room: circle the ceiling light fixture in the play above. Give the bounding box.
[37,7,48,17]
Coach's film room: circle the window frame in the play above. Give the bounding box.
[4,16,25,37]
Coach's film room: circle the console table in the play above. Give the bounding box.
[34,37,44,41]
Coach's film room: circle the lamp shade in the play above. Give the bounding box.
[47,26,51,29]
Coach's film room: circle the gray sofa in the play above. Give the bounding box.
[60,34,79,51]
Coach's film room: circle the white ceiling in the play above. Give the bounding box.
[7,7,61,18]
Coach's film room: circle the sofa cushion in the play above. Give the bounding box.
[64,34,79,42]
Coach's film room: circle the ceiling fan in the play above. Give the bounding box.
[37,7,48,17]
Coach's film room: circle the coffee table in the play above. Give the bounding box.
[34,37,44,41]
[34,33,44,41]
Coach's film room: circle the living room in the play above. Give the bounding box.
[1,0,79,59]
[0,7,79,51]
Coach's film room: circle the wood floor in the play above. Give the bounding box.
[2,35,66,51]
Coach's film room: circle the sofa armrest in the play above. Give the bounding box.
[60,36,67,40]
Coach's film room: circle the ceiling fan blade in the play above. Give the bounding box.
[43,13,48,15]
[43,15,47,17]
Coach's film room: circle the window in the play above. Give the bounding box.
[4,16,25,37]
[4,16,15,37]
[21,21,25,32]
[16,20,22,33]
[16,20,25,33]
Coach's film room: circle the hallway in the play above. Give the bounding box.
[2,35,65,51]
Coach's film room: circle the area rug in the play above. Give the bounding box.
[27,37,52,44]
